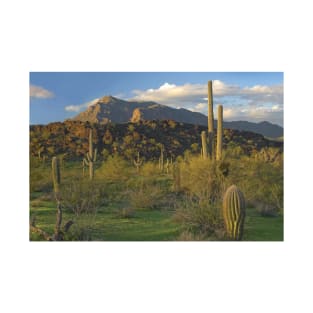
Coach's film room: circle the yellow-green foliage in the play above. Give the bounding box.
[141,161,159,177]
[96,155,131,182]
[180,156,225,201]
[226,156,283,213]
[222,185,246,240]
[61,179,106,216]
[129,178,164,210]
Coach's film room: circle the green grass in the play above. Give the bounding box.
[243,207,283,241]
[30,157,283,241]
[30,196,283,241]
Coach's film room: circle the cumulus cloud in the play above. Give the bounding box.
[130,80,283,126]
[132,82,206,106]
[65,98,99,112]
[30,84,54,98]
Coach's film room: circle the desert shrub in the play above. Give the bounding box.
[176,230,208,241]
[226,157,283,215]
[173,195,224,236]
[30,168,52,193]
[63,216,95,241]
[254,201,278,217]
[141,161,158,177]
[96,155,132,182]
[128,178,165,210]
[116,207,135,219]
[180,156,226,202]
[61,178,106,216]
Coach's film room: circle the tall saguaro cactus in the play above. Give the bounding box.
[52,156,61,195]
[201,131,208,159]
[208,80,214,158]
[52,156,62,239]
[84,129,97,180]
[216,105,223,161]
[222,185,246,240]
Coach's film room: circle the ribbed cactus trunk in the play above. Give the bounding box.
[84,129,97,180]
[133,152,143,173]
[208,80,214,159]
[201,131,208,159]
[173,162,181,192]
[159,144,164,172]
[222,185,246,240]
[52,156,62,240]
[52,156,60,195]
[89,130,94,180]
[216,105,223,161]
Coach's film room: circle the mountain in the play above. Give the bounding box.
[70,96,283,138]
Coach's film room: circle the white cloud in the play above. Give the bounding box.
[132,82,206,104]
[130,80,283,126]
[65,98,99,112]
[30,84,54,98]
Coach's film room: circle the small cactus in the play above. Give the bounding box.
[222,185,246,240]
[83,129,97,180]
[165,158,170,174]
[133,151,143,173]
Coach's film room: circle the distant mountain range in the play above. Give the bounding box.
[70,96,283,138]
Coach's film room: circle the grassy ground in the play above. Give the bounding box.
[30,196,283,241]
[30,157,283,241]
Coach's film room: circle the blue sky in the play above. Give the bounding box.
[30,72,283,126]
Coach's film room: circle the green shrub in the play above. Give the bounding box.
[63,216,95,241]
[96,155,132,182]
[180,156,226,202]
[173,195,224,236]
[61,178,106,216]
[116,207,136,219]
[128,178,165,210]
[141,161,158,177]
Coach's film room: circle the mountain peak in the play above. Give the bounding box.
[98,95,119,104]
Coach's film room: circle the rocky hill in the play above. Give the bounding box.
[30,120,283,161]
[70,96,283,138]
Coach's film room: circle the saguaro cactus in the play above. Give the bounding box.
[83,129,97,180]
[159,144,164,172]
[165,158,170,174]
[52,156,62,239]
[133,152,143,173]
[208,80,214,158]
[222,185,246,240]
[201,131,208,159]
[173,162,181,192]
[216,105,223,161]
[52,156,61,195]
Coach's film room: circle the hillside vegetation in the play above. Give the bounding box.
[30,120,283,162]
